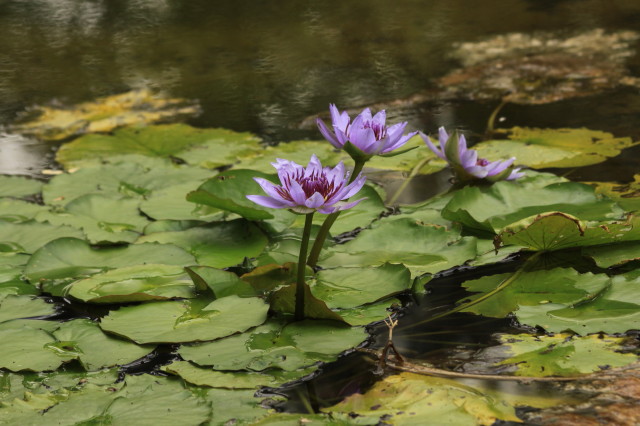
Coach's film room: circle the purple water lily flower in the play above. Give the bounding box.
[316,104,417,158]
[247,154,367,214]
[421,127,525,182]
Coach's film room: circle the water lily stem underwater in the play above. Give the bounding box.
[306,159,366,268]
[399,251,543,331]
[296,212,315,321]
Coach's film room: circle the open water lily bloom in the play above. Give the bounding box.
[421,127,525,182]
[247,154,367,214]
[316,104,417,158]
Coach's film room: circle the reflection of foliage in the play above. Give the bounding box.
[437,29,640,104]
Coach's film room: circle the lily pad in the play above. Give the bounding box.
[589,174,640,213]
[185,266,256,298]
[460,268,610,318]
[100,295,269,344]
[312,264,411,309]
[137,219,268,269]
[179,319,367,372]
[325,373,520,425]
[0,295,56,323]
[0,322,74,371]
[37,194,149,244]
[56,123,261,170]
[498,213,640,251]
[583,241,640,268]
[0,175,43,198]
[139,181,223,221]
[66,264,196,303]
[237,140,347,173]
[52,319,154,371]
[320,218,477,277]
[442,180,622,234]
[0,199,48,222]
[163,360,314,389]
[25,237,195,282]
[0,220,84,254]
[269,281,348,323]
[490,333,637,377]
[43,158,212,205]
[474,127,638,169]
[11,89,201,142]
[515,270,640,334]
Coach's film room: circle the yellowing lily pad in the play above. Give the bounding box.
[11,89,201,141]
[474,127,638,169]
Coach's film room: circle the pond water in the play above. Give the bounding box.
[1,1,640,424]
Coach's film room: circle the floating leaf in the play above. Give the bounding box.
[163,360,313,389]
[179,319,367,372]
[0,175,43,198]
[515,270,640,334]
[489,333,637,377]
[25,237,195,283]
[589,174,640,213]
[442,179,622,234]
[11,89,201,142]
[185,266,256,298]
[270,282,347,323]
[66,264,196,303]
[583,241,640,268]
[140,181,222,221]
[56,123,260,170]
[137,219,268,269]
[0,322,74,371]
[0,295,56,323]
[203,388,274,426]
[335,299,401,326]
[0,220,84,254]
[320,218,476,277]
[365,134,445,174]
[38,194,149,244]
[498,213,640,251]
[460,268,610,318]
[100,295,269,344]
[43,157,211,205]
[0,199,48,222]
[312,264,411,309]
[325,373,520,425]
[52,319,154,371]
[474,127,638,169]
[237,140,347,173]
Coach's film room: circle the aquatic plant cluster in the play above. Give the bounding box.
[1,95,640,424]
[248,104,525,320]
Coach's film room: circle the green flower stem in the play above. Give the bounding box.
[387,157,431,206]
[400,251,542,331]
[486,99,508,135]
[306,160,366,268]
[295,212,315,321]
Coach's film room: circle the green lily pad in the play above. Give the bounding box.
[0,220,84,254]
[583,241,640,267]
[474,127,639,169]
[43,157,212,205]
[140,181,223,221]
[163,360,314,389]
[0,175,43,198]
[515,270,640,334]
[137,219,268,269]
[185,266,256,298]
[179,319,367,372]
[320,218,477,277]
[325,372,520,425]
[56,123,261,170]
[52,319,154,371]
[0,199,48,222]
[100,295,269,344]
[335,299,401,326]
[203,388,274,426]
[0,323,74,371]
[489,333,637,377]
[66,264,196,303]
[37,194,149,244]
[186,169,278,221]
[312,264,411,309]
[460,268,610,318]
[25,237,195,283]
[442,180,623,234]
[0,295,56,323]
[365,134,446,174]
